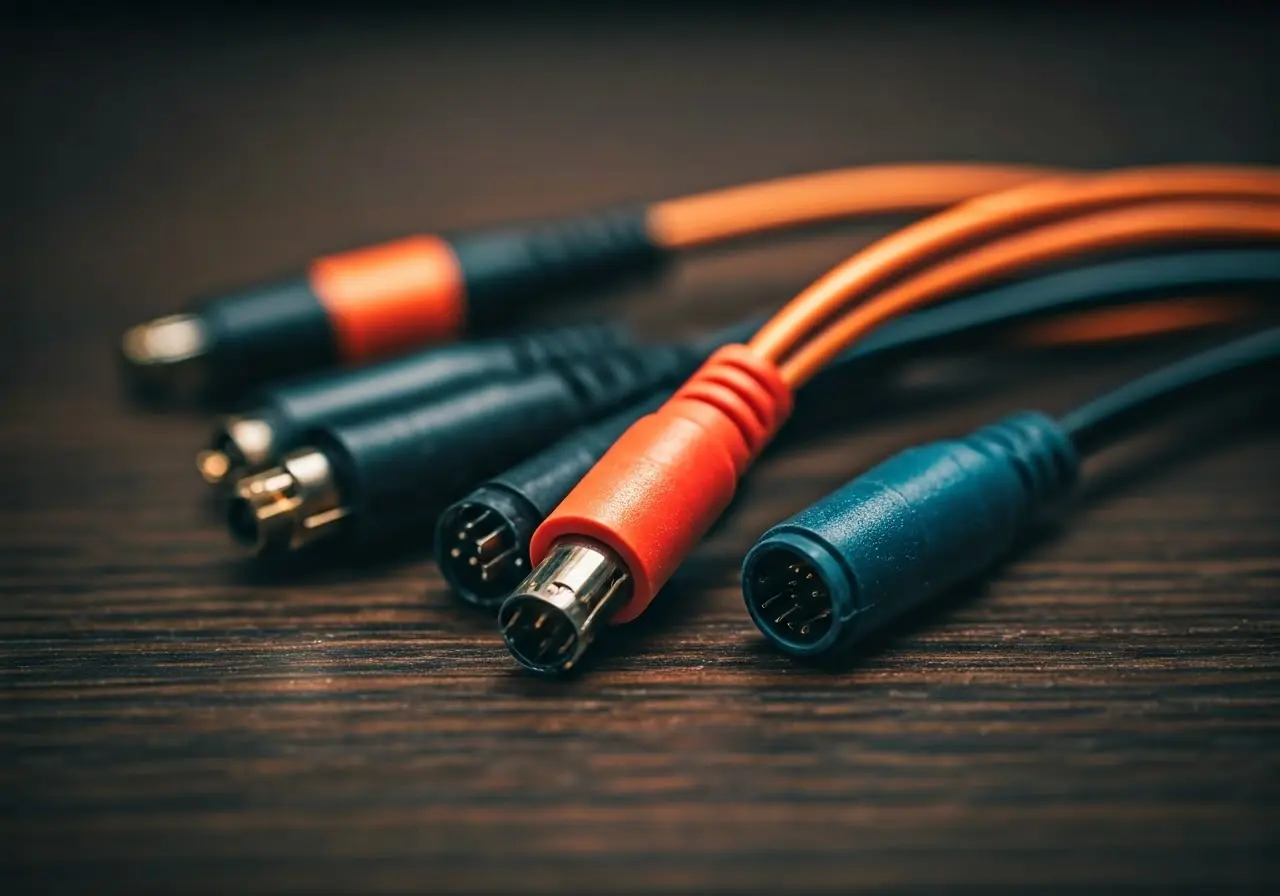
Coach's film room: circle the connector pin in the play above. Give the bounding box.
[475,528,505,558]
[479,546,520,582]
[799,610,831,635]
[463,510,493,531]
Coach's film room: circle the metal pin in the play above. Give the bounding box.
[535,635,554,658]
[798,609,831,635]
[534,612,549,630]
[504,609,524,629]
[478,547,519,581]
[775,605,800,625]
[475,528,506,560]
[450,547,461,558]
[481,547,517,570]
[761,592,785,609]
[463,510,493,531]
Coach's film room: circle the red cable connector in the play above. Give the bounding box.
[498,345,793,673]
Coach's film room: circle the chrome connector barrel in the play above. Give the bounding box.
[227,448,349,555]
[498,538,632,674]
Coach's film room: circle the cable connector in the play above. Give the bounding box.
[121,208,662,405]
[228,447,349,554]
[437,394,665,609]
[198,321,632,488]
[226,345,697,558]
[741,412,1078,660]
[499,345,792,673]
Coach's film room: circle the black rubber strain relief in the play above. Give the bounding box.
[507,320,634,370]
[449,206,665,331]
[555,345,698,417]
[962,411,1080,523]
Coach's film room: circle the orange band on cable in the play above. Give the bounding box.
[309,235,467,362]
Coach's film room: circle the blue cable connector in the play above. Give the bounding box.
[741,412,1079,658]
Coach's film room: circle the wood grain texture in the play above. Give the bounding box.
[2,7,1279,892]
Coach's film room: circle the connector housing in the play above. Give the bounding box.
[121,206,662,405]
[302,346,695,552]
[203,321,631,485]
[437,393,667,608]
[531,345,793,623]
[742,412,1079,659]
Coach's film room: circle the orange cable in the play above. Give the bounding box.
[780,199,1280,387]
[1011,296,1258,348]
[750,166,1280,365]
[645,163,1071,250]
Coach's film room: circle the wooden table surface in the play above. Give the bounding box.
[3,8,1279,892]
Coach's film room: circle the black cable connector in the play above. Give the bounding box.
[120,207,662,404]
[197,321,633,488]
[437,393,667,608]
[226,345,696,558]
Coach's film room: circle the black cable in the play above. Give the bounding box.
[692,249,1280,366]
[1060,325,1280,456]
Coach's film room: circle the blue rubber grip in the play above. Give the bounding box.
[742,412,1079,658]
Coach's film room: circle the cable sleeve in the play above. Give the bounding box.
[1060,325,1280,456]
[450,206,665,331]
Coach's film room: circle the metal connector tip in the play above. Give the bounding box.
[226,448,349,555]
[197,450,233,485]
[498,538,632,674]
[201,416,278,487]
[121,314,208,366]
[119,314,211,400]
[437,502,527,608]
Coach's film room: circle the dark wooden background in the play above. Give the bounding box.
[3,6,1279,892]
